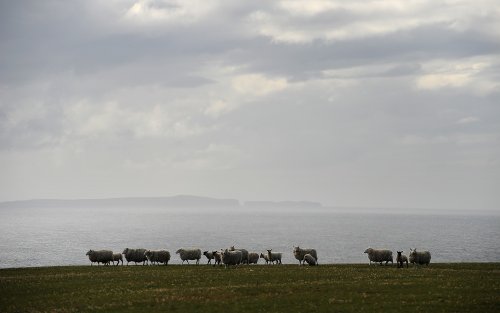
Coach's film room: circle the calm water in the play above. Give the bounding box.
[0,207,499,268]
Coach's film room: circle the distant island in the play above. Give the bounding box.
[0,195,324,209]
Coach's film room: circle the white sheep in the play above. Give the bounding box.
[303,253,317,266]
[122,248,148,265]
[396,251,408,268]
[364,248,393,265]
[229,246,249,264]
[409,248,431,266]
[260,253,273,265]
[247,252,259,264]
[176,248,201,265]
[293,246,318,265]
[144,250,170,265]
[86,250,113,266]
[203,251,215,265]
[266,249,282,265]
[221,249,242,267]
[112,253,123,266]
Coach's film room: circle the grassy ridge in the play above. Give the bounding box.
[1,263,499,312]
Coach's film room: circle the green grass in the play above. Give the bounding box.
[1,263,499,312]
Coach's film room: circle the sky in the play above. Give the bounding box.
[0,0,499,211]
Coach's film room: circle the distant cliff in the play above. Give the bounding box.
[244,201,323,208]
[0,195,240,209]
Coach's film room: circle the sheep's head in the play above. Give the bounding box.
[122,248,129,254]
[397,251,402,256]
[293,246,300,254]
[229,246,235,251]
[86,250,93,256]
[175,249,183,254]
[267,249,272,253]
[364,248,372,254]
[410,249,417,257]
[144,250,152,257]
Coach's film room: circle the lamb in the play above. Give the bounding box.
[247,252,259,264]
[364,248,393,265]
[203,251,215,265]
[293,246,318,265]
[144,250,170,265]
[260,253,273,265]
[229,246,249,264]
[112,253,123,266]
[266,249,282,265]
[221,249,242,267]
[409,248,431,266]
[86,250,113,266]
[396,251,408,268]
[212,251,222,266]
[176,248,201,265]
[303,253,317,266]
[122,248,148,265]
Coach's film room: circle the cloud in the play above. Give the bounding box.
[0,1,499,210]
[232,74,288,96]
[415,57,500,95]
[204,99,235,118]
[456,117,480,125]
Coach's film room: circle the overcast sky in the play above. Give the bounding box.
[0,0,499,211]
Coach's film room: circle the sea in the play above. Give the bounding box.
[0,206,499,268]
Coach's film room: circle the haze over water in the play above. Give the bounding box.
[1,206,499,268]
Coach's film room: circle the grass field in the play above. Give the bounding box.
[1,263,499,312]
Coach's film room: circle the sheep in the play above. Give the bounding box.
[409,248,431,266]
[144,250,170,265]
[176,248,201,265]
[260,253,273,265]
[86,250,113,266]
[112,253,123,266]
[221,249,242,267]
[203,251,215,265]
[229,246,249,264]
[247,252,259,264]
[212,251,222,266]
[122,248,148,265]
[396,251,408,268]
[364,248,393,265]
[303,253,317,266]
[266,249,282,265]
[293,246,318,266]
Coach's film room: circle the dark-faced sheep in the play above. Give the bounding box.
[203,251,215,265]
[396,251,408,268]
[212,251,222,266]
